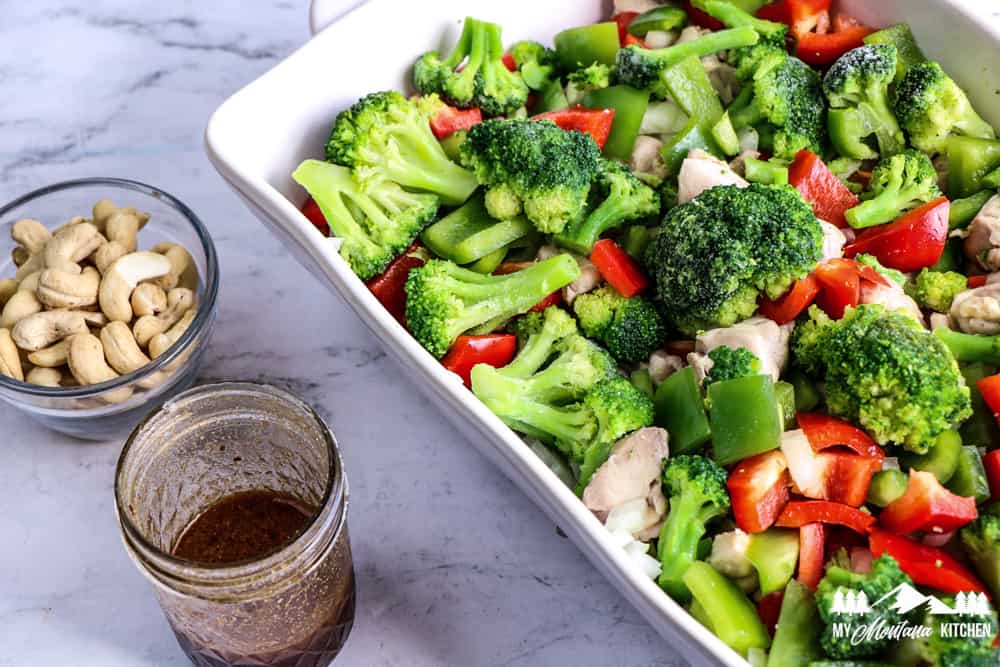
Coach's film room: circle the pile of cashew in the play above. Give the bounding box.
[0,199,200,402]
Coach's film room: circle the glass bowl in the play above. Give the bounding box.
[0,178,219,440]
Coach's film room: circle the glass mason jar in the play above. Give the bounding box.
[115,382,355,667]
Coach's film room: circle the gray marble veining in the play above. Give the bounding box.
[0,2,686,665]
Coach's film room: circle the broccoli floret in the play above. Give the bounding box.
[728,51,827,159]
[895,61,996,155]
[475,374,654,491]
[823,45,905,158]
[905,268,967,313]
[404,255,581,358]
[554,159,660,254]
[794,304,972,453]
[508,40,559,91]
[940,646,1000,667]
[292,160,438,280]
[656,454,731,601]
[567,62,613,93]
[855,253,907,286]
[844,149,941,228]
[614,26,759,99]
[816,554,913,659]
[325,91,478,206]
[644,183,823,335]
[412,17,529,116]
[915,594,999,666]
[460,118,602,233]
[690,0,788,78]
[471,307,616,406]
[572,286,667,364]
[704,345,762,387]
[960,512,1000,600]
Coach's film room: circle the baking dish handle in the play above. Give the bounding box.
[309,0,368,36]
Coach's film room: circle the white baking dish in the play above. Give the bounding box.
[205,2,1000,663]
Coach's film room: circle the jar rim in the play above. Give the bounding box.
[114,381,346,591]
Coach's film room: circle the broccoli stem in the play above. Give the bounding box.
[556,196,640,254]
[694,0,784,40]
[382,125,479,205]
[656,491,708,600]
[494,398,592,454]
[935,328,1000,365]
[647,26,759,72]
[682,561,771,656]
[846,181,926,228]
[767,580,822,665]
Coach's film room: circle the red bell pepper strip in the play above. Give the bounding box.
[530,291,563,313]
[727,450,792,534]
[612,12,640,44]
[969,274,990,289]
[757,0,831,37]
[813,258,861,320]
[796,412,882,458]
[819,451,884,507]
[532,106,615,149]
[788,150,860,228]
[985,450,1000,502]
[365,245,426,326]
[502,52,517,72]
[441,334,518,388]
[623,33,646,48]
[776,500,876,534]
[757,275,820,325]
[796,26,873,67]
[429,104,483,140]
[300,196,330,236]
[757,591,784,637]
[879,470,979,535]
[683,2,725,30]
[844,197,950,272]
[591,239,650,297]
[977,373,1000,421]
[797,523,826,590]
[870,529,990,595]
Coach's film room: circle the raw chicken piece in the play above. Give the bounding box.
[677,149,748,204]
[951,282,1000,334]
[647,349,685,385]
[964,193,1000,271]
[860,281,924,326]
[630,135,666,183]
[819,220,846,260]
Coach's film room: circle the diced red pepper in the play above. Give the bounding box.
[623,33,646,48]
[796,412,883,458]
[977,373,1000,422]
[612,12,640,45]
[781,425,880,507]
[532,106,615,149]
[776,500,876,534]
[683,2,725,30]
[788,150,860,228]
[984,450,1000,502]
[870,529,990,595]
[758,275,821,325]
[727,450,791,534]
[796,26,874,67]
[813,258,861,320]
[530,290,563,313]
[429,104,483,140]
[591,239,650,297]
[969,274,990,288]
[365,245,426,326]
[879,470,978,535]
[797,523,826,590]
[301,196,330,236]
[441,334,518,388]
[757,591,784,637]
[759,0,831,37]
[502,52,517,72]
[844,197,950,272]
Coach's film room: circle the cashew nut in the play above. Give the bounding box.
[66,333,133,403]
[27,340,68,368]
[101,321,150,374]
[92,199,149,233]
[26,366,61,387]
[12,246,29,267]
[93,243,128,274]
[14,251,44,282]
[80,310,108,328]
[11,219,51,255]
[150,243,193,291]
[37,266,100,309]
[0,283,42,329]
[93,210,143,273]
[43,223,103,274]
[130,283,167,317]
[149,307,195,358]
[0,279,17,307]
[98,251,171,322]
[133,287,194,346]
[0,328,23,381]
[11,310,89,351]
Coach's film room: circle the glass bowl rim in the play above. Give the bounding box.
[0,177,220,398]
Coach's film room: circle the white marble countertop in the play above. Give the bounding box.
[0,2,684,665]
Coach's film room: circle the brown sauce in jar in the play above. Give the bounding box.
[173,490,315,564]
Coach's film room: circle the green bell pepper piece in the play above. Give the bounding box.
[947,445,991,503]
[788,368,821,412]
[866,469,909,507]
[662,116,720,175]
[466,247,507,274]
[554,22,620,70]
[744,157,789,186]
[654,366,712,454]
[746,528,799,595]
[947,135,1000,198]
[622,225,652,260]
[662,55,724,128]
[683,561,771,655]
[774,380,796,430]
[983,164,1000,190]
[628,6,688,36]
[689,598,714,630]
[708,374,782,465]
[439,129,466,162]
[630,368,655,398]
[900,429,962,484]
[536,79,569,114]
[827,107,878,160]
[421,195,534,265]
[950,190,994,230]
[584,84,651,161]
[930,236,962,272]
[767,580,822,667]
[961,363,1000,450]
[712,111,740,157]
[863,24,926,82]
